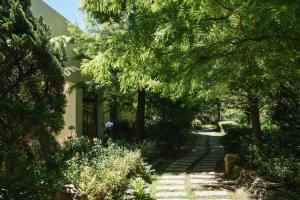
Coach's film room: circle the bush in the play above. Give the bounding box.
[131,140,157,161]
[0,140,64,200]
[241,137,300,187]
[108,120,135,140]
[192,119,202,130]
[126,177,152,200]
[221,122,300,189]
[0,1,66,199]
[63,137,154,199]
[220,123,251,154]
[146,120,190,151]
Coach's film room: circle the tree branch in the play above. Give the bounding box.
[214,0,234,12]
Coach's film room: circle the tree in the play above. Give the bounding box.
[148,0,300,140]
[0,0,65,197]
[76,0,300,141]
[71,1,161,139]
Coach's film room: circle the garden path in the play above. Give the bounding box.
[155,129,231,200]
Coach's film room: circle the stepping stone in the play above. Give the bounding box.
[191,185,207,190]
[190,179,219,184]
[179,156,196,158]
[196,162,216,165]
[167,167,189,170]
[194,166,216,169]
[175,161,194,164]
[194,190,227,197]
[198,163,217,166]
[195,199,230,200]
[156,191,188,198]
[207,155,223,157]
[190,174,216,179]
[156,185,185,191]
[166,169,187,172]
[200,160,217,162]
[170,163,191,167]
[178,159,197,161]
[158,179,185,184]
[157,199,189,200]
[182,156,199,159]
[154,134,230,200]
[195,162,216,165]
[193,168,216,171]
[190,151,206,153]
[195,198,230,199]
[167,168,189,172]
[193,169,215,173]
[198,163,217,165]
[194,165,216,168]
[161,175,186,179]
[169,165,190,168]
[168,165,189,168]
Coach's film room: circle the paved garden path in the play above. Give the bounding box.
[155,129,230,200]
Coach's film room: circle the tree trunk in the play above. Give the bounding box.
[217,99,221,122]
[135,89,146,140]
[110,95,118,122]
[248,97,262,141]
[245,107,251,125]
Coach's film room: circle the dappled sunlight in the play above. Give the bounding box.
[1,0,298,199]
[153,129,233,199]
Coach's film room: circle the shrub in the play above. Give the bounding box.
[126,177,152,200]
[220,123,251,154]
[109,120,135,140]
[63,137,154,199]
[146,121,189,147]
[130,140,157,161]
[0,140,64,200]
[221,122,300,188]
[0,1,66,199]
[192,119,202,130]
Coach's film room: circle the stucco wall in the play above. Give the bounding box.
[31,0,122,141]
[31,0,82,82]
[31,0,83,142]
[31,0,68,37]
[56,82,82,143]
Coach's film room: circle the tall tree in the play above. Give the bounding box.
[0,0,65,196]
[76,0,300,140]
[71,1,160,139]
[149,0,300,140]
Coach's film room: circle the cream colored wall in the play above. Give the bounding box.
[32,0,84,142]
[56,82,82,143]
[31,0,135,141]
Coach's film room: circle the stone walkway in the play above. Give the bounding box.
[155,129,230,200]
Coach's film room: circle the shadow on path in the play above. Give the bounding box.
[154,128,235,200]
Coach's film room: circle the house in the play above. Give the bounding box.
[31,0,111,142]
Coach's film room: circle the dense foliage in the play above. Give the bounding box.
[75,0,300,140]
[0,0,65,198]
[1,0,299,199]
[63,137,154,200]
[221,123,300,192]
